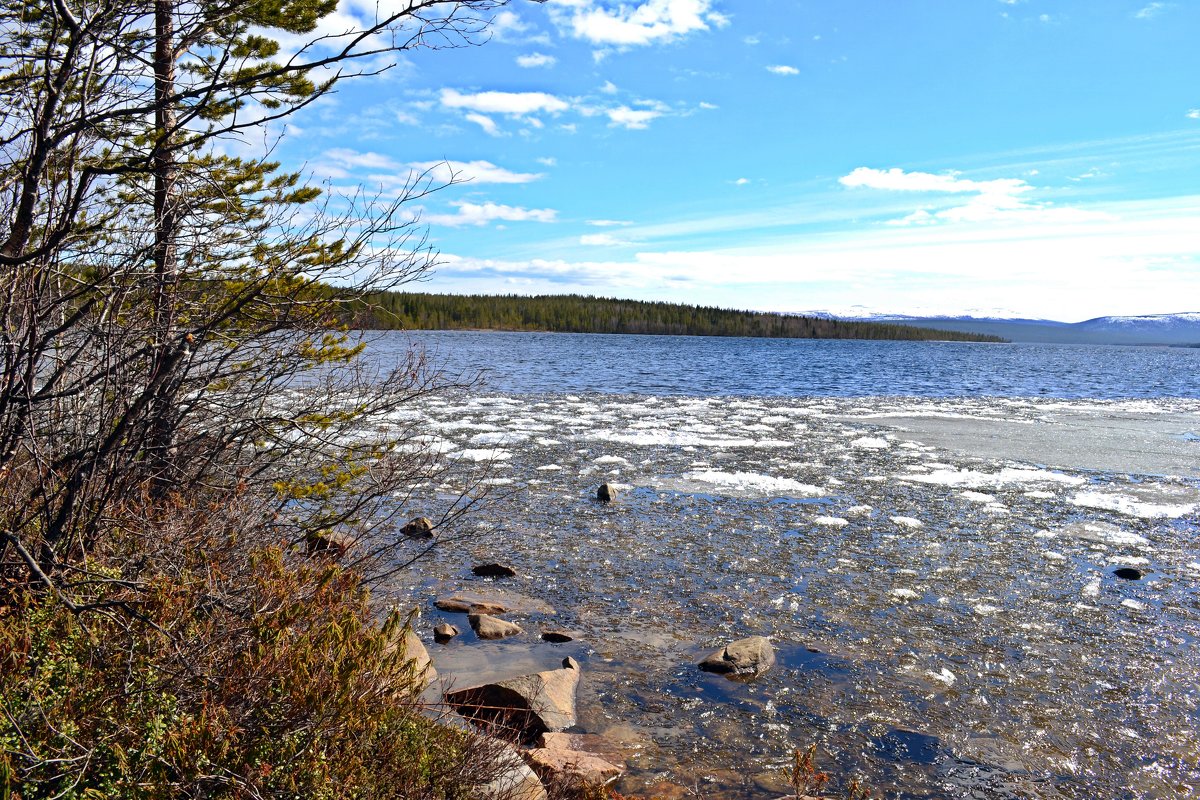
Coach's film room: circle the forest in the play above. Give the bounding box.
[351,292,1008,342]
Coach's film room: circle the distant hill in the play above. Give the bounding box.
[350,292,1006,342]
[817,312,1200,346]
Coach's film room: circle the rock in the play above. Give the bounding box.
[596,483,618,503]
[481,741,548,800]
[474,563,518,578]
[469,613,523,640]
[699,635,775,678]
[445,657,581,744]
[541,629,574,643]
[1114,567,1144,580]
[436,596,510,615]
[382,625,437,691]
[402,516,435,538]
[523,744,622,789]
[304,529,353,558]
[434,623,460,643]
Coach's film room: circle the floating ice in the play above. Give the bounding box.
[536,464,563,471]
[659,470,826,499]
[450,449,512,461]
[929,668,957,686]
[593,455,629,465]
[813,516,850,527]
[1069,485,1200,519]
[470,431,531,446]
[891,588,920,601]
[960,491,996,503]
[1057,521,1150,546]
[891,516,924,529]
[851,436,890,450]
[1082,577,1102,598]
[1121,599,1146,611]
[905,467,1085,488]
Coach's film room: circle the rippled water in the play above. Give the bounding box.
[363,333,1200,799]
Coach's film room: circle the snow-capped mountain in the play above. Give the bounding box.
[799,310,1200,345]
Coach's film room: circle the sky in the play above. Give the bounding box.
[268,0,1200,322]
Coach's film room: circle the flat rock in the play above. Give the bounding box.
[402,516,435,538]
[434,623,460,643]
[523,745,621,788]
[445,657,581,744]
[699,635,775,678]
[435,589,555,615]
[473,563,518,578]
[470,613,523,640]
[481,741,547,800]
[435,596,509,615]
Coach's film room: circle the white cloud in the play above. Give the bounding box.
[1187,109,1200,119]
[425,201,558,227]
[317,147,399,177]
[699,101,718,110]
[536,156,558,167]
[549,0,725,46]
[580,233,630,246]
[743,34,760,45]
[465,112,501,136]
[766,64,799,75]
[1135,2,1171,19]
[838,166,1068,224]
[441,88,570,116]
[734,177,750,186]
[606,106,662,129]
[600,80,619,94]
[587,219,633,227]
[407,160,543,184]
[516,52,557,68]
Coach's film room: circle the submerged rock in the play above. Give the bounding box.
[469,613,523,640]
[596,483,618,503]
[699,636,775,678]
[445,657,581,744]
[402,516,435,538]
[474,563,518,578]
[433,623,460,643]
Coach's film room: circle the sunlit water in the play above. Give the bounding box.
[362,332,1200,799]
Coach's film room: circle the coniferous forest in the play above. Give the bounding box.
[351,292,1007,342]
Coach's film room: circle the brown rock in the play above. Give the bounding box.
[699,635,775,678]
[469,613,523,640]
[596,483,618,502]
[435,596,510,615]
[402,516,435,538]
[445,657,581,744]
[382,625,437,691]
[523,745,622,788]
[473,563,518,578]
[483,742,548,800]
[434,623,460,643]
[304,529,353,558]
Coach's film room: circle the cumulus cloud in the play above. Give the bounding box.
[424,201,558,227]
[548,0,726,47]
[464,113,501,136]
[408,160,543,184]
[516,52,557,68]
[441,88,569,116]
[605,105,662,129]
[840,166,1056,224]
[766,64,799,75]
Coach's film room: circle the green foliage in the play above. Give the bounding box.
[352,292,1008,343]
[0,513,480,800]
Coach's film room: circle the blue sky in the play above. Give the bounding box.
[271,0,1200,321]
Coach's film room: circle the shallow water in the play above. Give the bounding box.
[384,391,1200,799]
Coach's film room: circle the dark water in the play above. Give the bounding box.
[365,330,1200,399]
[357,331,1200,799]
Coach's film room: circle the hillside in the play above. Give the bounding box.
[351,293,1006,342]
[824,312,1200,346]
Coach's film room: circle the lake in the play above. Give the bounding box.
[366,331,1200,799]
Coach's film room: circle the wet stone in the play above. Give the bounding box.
[596,483,618,502]
[402,516,435,538]
[473,562,518,578]
[1113,567,1144,580]
[541,629,575,643]
[698,635,775,678]
[433,623,460,643]
[469,613,523,640]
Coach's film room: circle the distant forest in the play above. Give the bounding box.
[349,292,1006,342]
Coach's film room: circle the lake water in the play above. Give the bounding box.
[363,332,1200,800]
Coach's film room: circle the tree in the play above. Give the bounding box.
[0,0,507,606]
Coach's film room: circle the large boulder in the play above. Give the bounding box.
[523,746,622,789]
[445,657,581,744]
[304,529,353,559]
[698,635,775,678]
[402,516,435,538]
[382,626,437,692]
[596,483,618,503]
[469,613,523,640]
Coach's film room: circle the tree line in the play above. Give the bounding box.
[352,292,1008,342]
